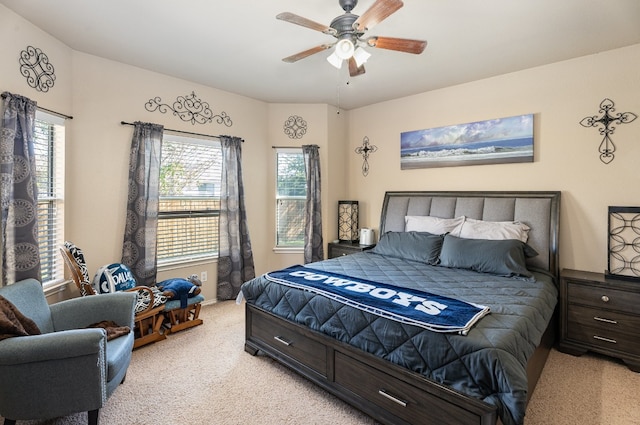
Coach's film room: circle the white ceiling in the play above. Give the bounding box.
[2,0,640,110]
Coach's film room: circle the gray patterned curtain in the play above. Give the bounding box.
[217,135,255,300]
[0,92,41,286]
[302,144,323,263]
[121,121,163,286]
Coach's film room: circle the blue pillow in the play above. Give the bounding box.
[93,263,137,294]
[438,234,538,279]
[371,231,444,265]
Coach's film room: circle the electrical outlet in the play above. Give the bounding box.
[201,271,208,282]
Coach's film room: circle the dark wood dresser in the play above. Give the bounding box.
[558,269,640,372]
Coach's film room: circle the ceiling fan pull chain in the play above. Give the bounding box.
[336,71,341,115]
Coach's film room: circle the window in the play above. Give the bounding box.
[34,111,65,286]
[275,148,306,248]
[157,134,222,264]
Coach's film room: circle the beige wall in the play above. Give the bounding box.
[66,52,270,302]
[2,4,639,301]
[265,103,348,271]
[0,4,347,302]
[347,43,640,273]
[0,6,271,301]
[0,5,73,128]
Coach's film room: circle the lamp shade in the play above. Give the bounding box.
[338,201,359,242]
[335,39,355,60]
[326,51,343,69]
[353,47,371,67]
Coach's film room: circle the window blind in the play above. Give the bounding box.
[34,110,65,285]
[158,134,222,264]
[275,149,306,247]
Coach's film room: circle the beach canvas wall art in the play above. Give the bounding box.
[400,114,534,169]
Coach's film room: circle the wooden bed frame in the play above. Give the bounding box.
[245,191,561,425]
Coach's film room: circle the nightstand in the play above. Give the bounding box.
[558,269,640,372]
[327,241,375,259]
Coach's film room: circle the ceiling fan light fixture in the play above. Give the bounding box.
[353,47,371,67]
[334,38,355,60]
[327,51,343,69]
[277,0,425,77]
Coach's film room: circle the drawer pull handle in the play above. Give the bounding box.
[273,336,292,346]
[593,335,617,344]
[601,295,610,303]
[378,389,407,407]
[593,316,617,324]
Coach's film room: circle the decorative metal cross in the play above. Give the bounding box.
[354,136,378,176]
[579,98,637,164]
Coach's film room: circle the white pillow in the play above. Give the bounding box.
[458,218,530,242]
[404,215,465,236]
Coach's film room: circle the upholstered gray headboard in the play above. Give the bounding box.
[379,191,561,281]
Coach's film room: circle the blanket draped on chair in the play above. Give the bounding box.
[87,320,131,341]
[0,295,41,341]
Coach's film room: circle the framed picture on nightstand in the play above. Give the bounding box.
[607,206,640,282]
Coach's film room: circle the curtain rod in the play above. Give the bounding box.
[120,121,228,140]
[0,93,73,120]
[272,145,319,149]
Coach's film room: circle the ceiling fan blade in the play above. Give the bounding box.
[348,57,366,77]
[366,36,427,54]
[282,44,333,63]
[353,0,404,32]
[276,12,337,35]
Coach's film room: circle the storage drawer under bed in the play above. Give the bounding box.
[247,307,329,377]
[334,351,485,425]
[244,304,498,425]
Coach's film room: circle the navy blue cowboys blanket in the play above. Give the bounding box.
[265,265,490,335]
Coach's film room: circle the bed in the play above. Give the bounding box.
[241,191,561,425]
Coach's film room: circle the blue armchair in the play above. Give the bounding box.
[0,278,137,425]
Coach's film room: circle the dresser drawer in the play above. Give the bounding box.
[334,352,481,425]
[249,310,328,377]
[567,305,640,355]
[328,242,375,259]
[559,270,640,372]
[329,245,356,257]
[567,281,640,314]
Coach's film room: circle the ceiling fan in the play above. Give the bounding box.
[277,0,427,77]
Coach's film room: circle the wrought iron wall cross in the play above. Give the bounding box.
[354,136,377,176]
[579,98,637,164]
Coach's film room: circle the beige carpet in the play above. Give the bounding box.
[4,301,640,425]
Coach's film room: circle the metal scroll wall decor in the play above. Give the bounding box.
[579,98,637,164]
[19,46,56,92]
[354,136,378,177]
[145,91,233,126]
[283,115,307,139]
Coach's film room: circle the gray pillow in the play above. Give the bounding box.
[371,231,443,265]
[438,234,538,279]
